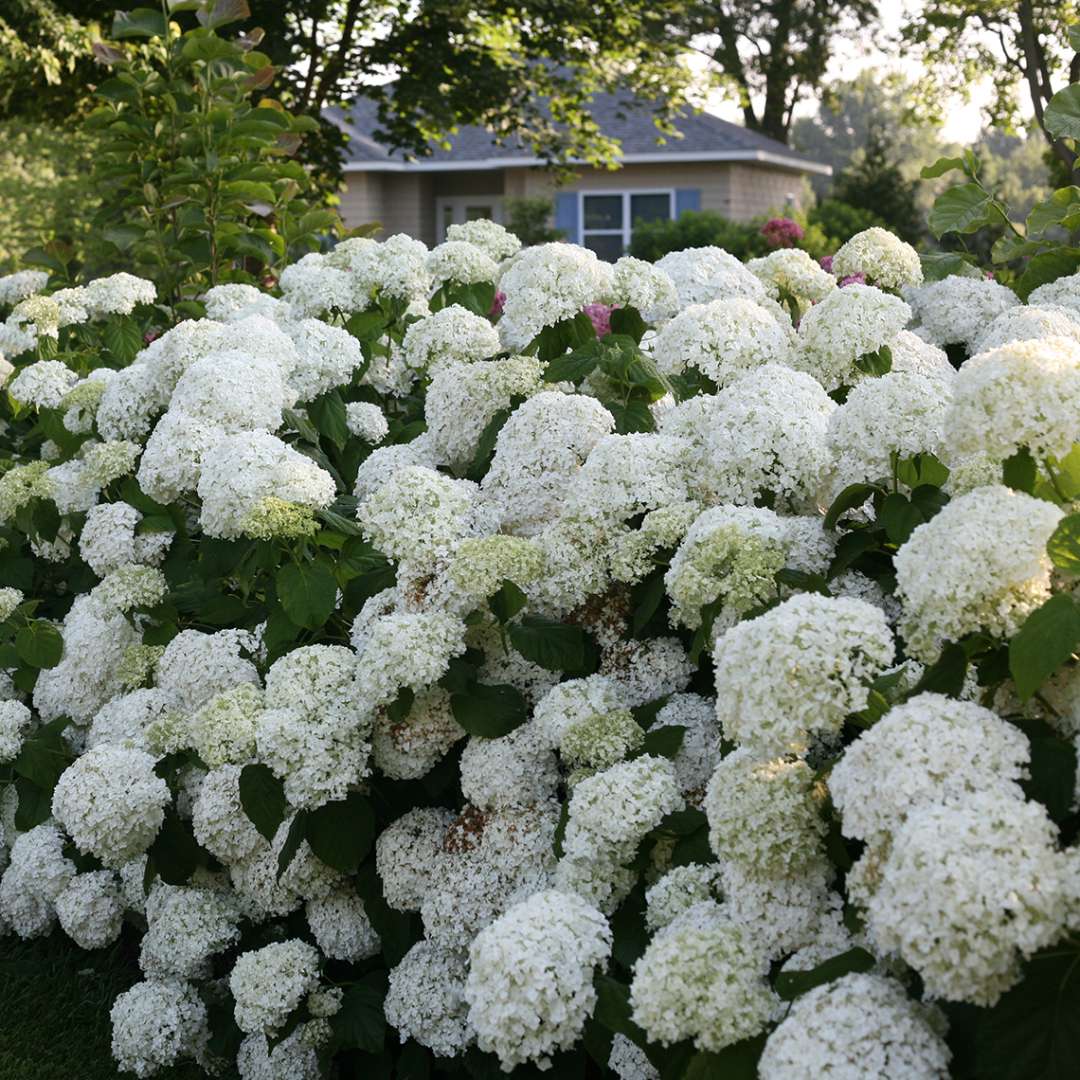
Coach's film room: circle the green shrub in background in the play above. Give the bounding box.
[628,210,769,261]
[56,3,341,311]
[807,198,886,251]
[504,197,565,246]
[0,120,99,273]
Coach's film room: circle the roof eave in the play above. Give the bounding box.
[341,149,832,176]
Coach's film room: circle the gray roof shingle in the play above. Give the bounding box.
[326,92,828,173]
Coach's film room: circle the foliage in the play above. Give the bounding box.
[629,210,770,261]
[832,127,924,243]
[504,197,564,247]
[74,4,337,308]
[0,119,99,273]
[901,0,1080,175]
[665,0,878,144]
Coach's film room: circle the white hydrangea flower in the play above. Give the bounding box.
[651,693,721,798]
[0,699,31,761]
[832,227,923,290]
[230,939,322,1034]
[630,901,776,1051]
[972,303,1080,354]
[650,297,795,386]
[55,870,124,949]
[759,973,950,1080]
[481,391,614,536]
[427,240,500,286]
[344,401,389,443]
[498,243,613,349]
[644,864,723,931]
[372,686,466,780]
[701,364,835,510]
[402,304,501,374]
[140,884,240,980]
[748,248,837,309]
[9,359,79,409]
[351,233,433,303]
[52,744,170,868]
[278,253,354,316]
[851,791,1070,1005]
[665,505,833,632]
[713,594,894,758]
[887,329,956,384]
[904,274,1018,350]
[282,317,364,402]
[376,807,456,912]
[83,272,156,317]
[826,370,950,492]
[945,335,1080,466]
[446,218,521,261]
[0,269,49,306]
[306,888,380,962]
[1029,270,1080,315]
[110,979,209,1078]
[705,750,827,875]
[459,722,559,810]
[156,628,260,714]
[655,246,768,307]
[385,940,473,1057]
[465,888,612,1070]
[830,692,1030,847]
[794,284,911,390]
[197,431,336,539]
[0,585,23,623]
[611,255,680,321]
[0,824,76,937]
[169,348,288,431]
[79,501,172,578]
[894,485,1063,661]
[203,282,280,322]
[191,764,264,864]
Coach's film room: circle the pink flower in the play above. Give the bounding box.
[489,289,506,318]
[583,302,618,338]
[143,329,160,345]
[819,255,834,273]
[838,272,867,288]
[761,217,804,249]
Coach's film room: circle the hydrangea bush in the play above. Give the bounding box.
[0,221,1079,1079]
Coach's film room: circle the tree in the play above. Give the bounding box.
[0,0,695,180]
[902,1,1080,174]
[668,0,877,144]
[832,127,924,242]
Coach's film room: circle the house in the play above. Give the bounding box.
[325,93,831,257]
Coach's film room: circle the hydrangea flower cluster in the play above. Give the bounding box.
[1,226,1079,1079]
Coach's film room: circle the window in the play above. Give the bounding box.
[581,190,673,260]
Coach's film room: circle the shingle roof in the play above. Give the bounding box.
[326,92,829,174]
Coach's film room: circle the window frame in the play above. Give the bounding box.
[578,188,675,257]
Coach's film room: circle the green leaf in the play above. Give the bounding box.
[593,974,648,1047]
[1003,447,1037,494]
[683,1037,767,1080]
[508,616,596,674]
[606,398,656,434]
[13,775,52,831]
[1011,716,1078,824]
[13,725,71,793]
[149,807,203,886]
[894,452,950,490]
[180,33,239,62]
[464,405,513,482]
[1048,514,1080,574]
[15,621,63,669]
[823,483,879,530]
[854,344,891,376]
[919,251,982,281]
[307,391,349,451]
[276,559,337,630]
[639,725,686,759]
[632,571,667,636]
[488,580,527,623]
[609,305,647,343]
[450,682,529,738]
[331,978,386,1054]
[928,183,1007,238]
[774,947,877,1000]
[920,155,967,179]
[904,642,967,700]
[276,811,309,880]
[878,492,924,545]
[542,350,598,383]
[1010,594,1080,700]
[774,567,831,595]
[1027,187,1080,236]
[972,944,1080,1080]
[304,792,375,874]
[1045,84,1080,141]
[111,8,168,38]
[238,763,287,842]
[103,318,145,364]
[1015,249,1080,302]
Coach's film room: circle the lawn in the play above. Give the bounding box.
[0,927,229,1080]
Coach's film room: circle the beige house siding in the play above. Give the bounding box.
[338,159,812,240]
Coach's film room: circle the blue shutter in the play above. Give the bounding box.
[554,192,579,242]
[675,188,701,218]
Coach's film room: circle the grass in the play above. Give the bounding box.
[0,927,220,1080]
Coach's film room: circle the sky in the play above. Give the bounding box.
[702,0,1003,144]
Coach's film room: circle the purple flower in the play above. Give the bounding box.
[489,290,506,318]
[819,255,834,273]
[838,272,867,288]
[583,302,617,338]
[761,217,804,249]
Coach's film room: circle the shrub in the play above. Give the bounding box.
[629,209,768,261]
[504,197,564,246]
[0,216,1078,1078]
